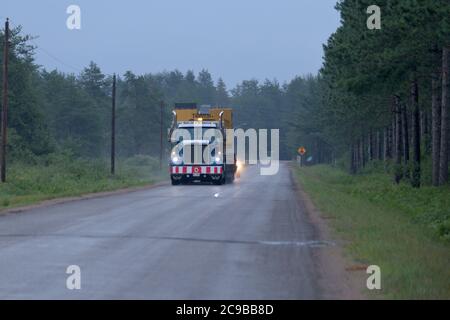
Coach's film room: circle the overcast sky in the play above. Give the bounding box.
[3,0,341,88]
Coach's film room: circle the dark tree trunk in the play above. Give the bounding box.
[394,96,403,184]
[356,138,360,170]
[384,125,392,160]
[374,131,379,160]
[389,122,394,159]
[377,131,382,160]
[439,46,449,185]
[411,75,421,188]
[432,68,441,186]
[392,115,397,160]
[411,111,415,156]
[369,130,374,161]
[420,110,426,143]
[402,103,410,179]
[350,143,356,174]
[356,140,361,172]
[423,110,431,154]
[360,136,366,168]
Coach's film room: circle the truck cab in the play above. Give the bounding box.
[168,103,237,185]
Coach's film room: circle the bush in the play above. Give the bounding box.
[309,164,450,242]
[437,220,450,241]
[123,154,159,169]
[0,153,164,209]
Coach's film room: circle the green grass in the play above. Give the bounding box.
[295,165,450,299]
[0,154,167,210]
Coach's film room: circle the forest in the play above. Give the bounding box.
[311,0,450,188]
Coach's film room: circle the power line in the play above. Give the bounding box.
[30,40,83,73]
[6,17,83,74]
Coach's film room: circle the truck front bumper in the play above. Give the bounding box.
[170,165,224,182]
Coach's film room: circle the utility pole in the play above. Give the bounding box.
[1,18,9,183]
[160,100,164,170]
[111,74,116,175]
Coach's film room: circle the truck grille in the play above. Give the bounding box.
[183,145,208,164]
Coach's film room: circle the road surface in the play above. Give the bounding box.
[0,162,334,299]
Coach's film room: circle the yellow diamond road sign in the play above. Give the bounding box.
[298,147,306,156]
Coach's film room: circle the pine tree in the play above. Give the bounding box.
[215,78,230,106]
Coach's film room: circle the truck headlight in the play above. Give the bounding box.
[172,156,182,165]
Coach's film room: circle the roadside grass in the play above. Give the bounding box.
[0,154,167,210]
[295,165,450,299]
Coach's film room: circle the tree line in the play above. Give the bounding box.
[293,0,450,188]
[0,25,306,164]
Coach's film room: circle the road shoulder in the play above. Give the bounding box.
[0,181,168,216]
[290,165,366,299]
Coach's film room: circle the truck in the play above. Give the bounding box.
[168,103,237,185]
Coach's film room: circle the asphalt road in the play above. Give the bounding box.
[0,162,332,299]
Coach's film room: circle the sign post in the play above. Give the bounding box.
[297,147,306,167]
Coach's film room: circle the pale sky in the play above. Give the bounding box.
[2,0,341,87]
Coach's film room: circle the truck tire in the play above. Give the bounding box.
[171,179,181,186]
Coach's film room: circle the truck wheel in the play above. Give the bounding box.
[171,179,180,186]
